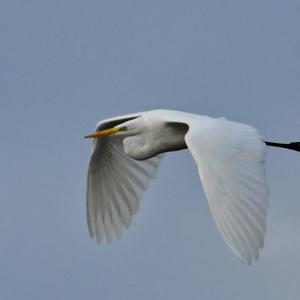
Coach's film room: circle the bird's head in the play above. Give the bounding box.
[84,117,143,139]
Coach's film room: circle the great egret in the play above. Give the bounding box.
[85,109,300,265]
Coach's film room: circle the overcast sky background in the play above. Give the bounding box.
[1,1,300,299]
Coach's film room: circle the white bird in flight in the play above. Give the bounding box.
[85,109,300,265]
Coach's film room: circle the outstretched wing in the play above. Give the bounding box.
[87,113,163,243]
[185,117,269,265]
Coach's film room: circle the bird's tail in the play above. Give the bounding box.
[265,141,300,152]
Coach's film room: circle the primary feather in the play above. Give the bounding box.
[87,113,163,243]
[184,116,268,265]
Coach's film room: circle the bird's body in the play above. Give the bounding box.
[85,109,299,265]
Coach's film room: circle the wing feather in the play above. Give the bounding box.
[87,114,163,243]
[185,117,269,264]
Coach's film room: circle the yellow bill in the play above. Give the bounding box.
[84,127,119,139]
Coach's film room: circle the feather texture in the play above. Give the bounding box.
[185,117,269,264]
[86,114,163,243]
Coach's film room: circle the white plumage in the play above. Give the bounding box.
[86,110,269,265]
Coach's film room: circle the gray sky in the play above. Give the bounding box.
[1,1,300,299]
